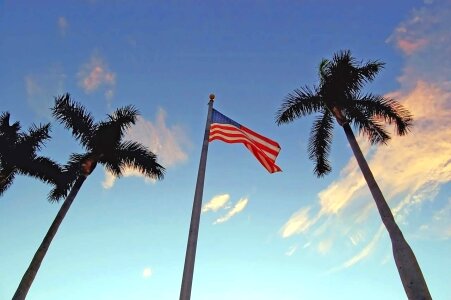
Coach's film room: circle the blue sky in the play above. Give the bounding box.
[1,1,450,299]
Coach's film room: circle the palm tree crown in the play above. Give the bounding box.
[276,50,412,176]
[49,93,165,200]
[0,112,62,197]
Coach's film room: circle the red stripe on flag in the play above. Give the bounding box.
[209,123,281,173]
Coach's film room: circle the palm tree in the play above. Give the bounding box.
[276,50,431,300]
[13,94,165,300]
[0,112,62,196]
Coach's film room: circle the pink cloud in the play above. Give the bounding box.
[78,55,116,95]
[396,38,428,55]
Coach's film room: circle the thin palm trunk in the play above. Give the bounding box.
[342,123,431,300]
[13,175,87,300]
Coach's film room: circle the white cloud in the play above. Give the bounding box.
[142,267,152,278]
[285,245,298,256]
[102,109,190,189]
[77,54,116,96]
[214,197,249,224]
[202,194,230,213]
[280,207,317,238]
[317,238,333,255]
[58,16,68,36]
[126,111,190,167]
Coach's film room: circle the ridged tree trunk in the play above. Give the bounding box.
[13,175,87,300]
[342,123,431,300]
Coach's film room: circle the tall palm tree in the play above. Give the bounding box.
[0,112,62,196]
[276,50,431,300]
[13,94,165,300]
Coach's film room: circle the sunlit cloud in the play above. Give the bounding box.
[280,0,451,268]
[142,267,152,278]
[214,197,249,224]
[280,207,317,238]
[58,16,68,36]
[77,54,116,96]
[317,238,333,255]
[102,109,190,189]
[202,194,230,213]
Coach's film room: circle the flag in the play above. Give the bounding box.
[209,109,282,173]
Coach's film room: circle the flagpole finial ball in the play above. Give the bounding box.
[209,94,215,101]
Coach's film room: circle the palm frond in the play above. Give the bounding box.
[318,59,330,83]
[0,112,21,143]
[354,94,413,136]
[323,50,384,94]
[108,105,139,132]
[308,110,334,177]
[88,122,122,153]
[0,168,16,196]
[346,106,390,144]
[102,141,165,180]
[19,123,51,153]
[276,86,323,125]
[47,153,86,202]
[52,93,95,148]
[18,156,64,187]
[91,105,140,149]
[358,60,385,83]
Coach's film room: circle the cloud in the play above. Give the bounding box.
[280,207,318,238]
[202,194,230,213]
[77,54,116,97]
[317,238,333,255]
[387,2,451,83]
[396,38,428,55]
[142,267,152,278]
[417,197,451,240]
[285,245,298,256]
[25,66,66,119]
[280,1,451,267]
[328,227,385,273]
[102,109,190,189]
[58,16,68,36]
[214,197,249,224]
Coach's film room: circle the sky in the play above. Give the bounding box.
[0,0,450,299]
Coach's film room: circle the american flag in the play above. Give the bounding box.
[209,109,282,173]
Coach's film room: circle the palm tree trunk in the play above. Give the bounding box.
[12,175,87,300]
[342,123,431,300]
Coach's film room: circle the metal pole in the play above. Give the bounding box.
[179,94,215,300]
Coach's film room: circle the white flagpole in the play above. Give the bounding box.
[179,94,215,300]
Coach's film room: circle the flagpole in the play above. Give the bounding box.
[179,94,215,300]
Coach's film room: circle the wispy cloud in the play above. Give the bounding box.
[285,245,298,256]
[280,207,317,238]
[58,16,68,36]
[280,1,451,267]
[77,54,116,98]
[202,194,230,213]
[102,109,190,189]
[214,197,249,224]
[417,197,451,240]
[328,227,385,273]
[25,65,66,119]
